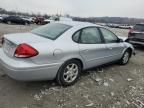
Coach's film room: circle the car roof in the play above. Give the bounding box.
[55,21,102,28]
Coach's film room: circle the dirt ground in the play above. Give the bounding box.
[0,23,144,108]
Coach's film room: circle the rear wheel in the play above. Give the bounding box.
[56,60,82,86]
[119,50,131,65]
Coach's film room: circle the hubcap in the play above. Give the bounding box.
[63,63,79,83]
[123,52,129,63]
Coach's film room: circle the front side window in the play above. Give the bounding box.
[31,23,72,40]
[100,28,118,43]
[80,27,102,44]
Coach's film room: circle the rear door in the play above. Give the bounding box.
[77,27,108,69]
[99,28,124,62]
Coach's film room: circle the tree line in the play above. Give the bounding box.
[1,7,144,25]
[72,17,144,25]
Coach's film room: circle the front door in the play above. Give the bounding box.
[99,28,124,62]
[78,27,108,69]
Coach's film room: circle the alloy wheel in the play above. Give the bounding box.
[63,63,79,83]
[123,51,130,64]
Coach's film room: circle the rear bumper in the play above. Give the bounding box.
[0,49,62,81]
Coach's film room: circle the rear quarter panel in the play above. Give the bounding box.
[29,26,87,69]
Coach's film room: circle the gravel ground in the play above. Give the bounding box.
[0,23,144,108]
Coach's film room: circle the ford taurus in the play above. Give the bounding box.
[0,21,135,86]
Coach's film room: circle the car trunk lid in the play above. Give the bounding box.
[3,32,52,57]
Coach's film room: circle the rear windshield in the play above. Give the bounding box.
[134,24,144,31]
[31,23,72,40]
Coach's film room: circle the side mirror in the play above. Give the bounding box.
[117,38,124,43]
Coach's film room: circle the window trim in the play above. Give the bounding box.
[72,30,81,43]
[72,26,104,44]
[99,27,119,44]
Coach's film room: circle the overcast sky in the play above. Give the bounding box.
[0,0,144,18]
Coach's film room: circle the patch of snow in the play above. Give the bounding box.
[103,82,109,87]
[110,92,115,96]
[85,102,94,107]
[127,78,133,82]
[109,78,114,82]
[95,77,102,82]
[33,94,42,101]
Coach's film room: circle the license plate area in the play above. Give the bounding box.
[3,39,17,56]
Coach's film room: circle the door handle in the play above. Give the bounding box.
[108,47,113,50]
[82,49,89,52]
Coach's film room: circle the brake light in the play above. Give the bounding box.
[14,43,38,58]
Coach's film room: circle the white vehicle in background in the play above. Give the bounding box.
[59,17,73,21]
[43,16,73,24]
[0,16,3,22]
[119,24,133,29]
[43,18,55,24]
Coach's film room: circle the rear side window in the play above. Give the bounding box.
[31,23,72,40]
[134,24,144,31]
[72,31,81,42]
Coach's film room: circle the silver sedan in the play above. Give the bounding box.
[0,21,135,86]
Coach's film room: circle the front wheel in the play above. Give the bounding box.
[119,50,131,65]
[56,60,82,86]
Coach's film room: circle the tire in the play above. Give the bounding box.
[7,21,11,24]
[119,50,131,65]
[25,22,29,25]
[56,60,82,86]
[38,22,41,25]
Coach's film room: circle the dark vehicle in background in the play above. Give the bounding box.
[34,17,44,25]
[2,16,30,25]
[128,24,144,46]
[21,16,34,23]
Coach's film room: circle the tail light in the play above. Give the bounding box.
[14,43,38,58]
